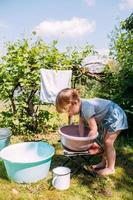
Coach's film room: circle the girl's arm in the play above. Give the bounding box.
[78,117,84,137]
[68,115,73,124]
[87,117,98,137]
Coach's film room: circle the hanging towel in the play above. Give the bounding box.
[40,69,72,103]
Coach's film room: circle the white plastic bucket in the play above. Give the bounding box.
[52,166,71,190]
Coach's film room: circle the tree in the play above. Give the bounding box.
[98,13,133,134]
[0,36,93,134]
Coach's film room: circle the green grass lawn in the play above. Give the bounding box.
[0,102,132,200]
[0,131,133,200]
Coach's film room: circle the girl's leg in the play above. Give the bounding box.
[91,154,106,170]
[96,130,120,176]
[91,130,106,170]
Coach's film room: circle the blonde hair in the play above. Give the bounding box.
[56,88,80,113]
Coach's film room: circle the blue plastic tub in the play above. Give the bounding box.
[0,141,55,183]
[0,128,12,151]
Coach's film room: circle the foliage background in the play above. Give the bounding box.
[0,14,132,136]
[0,37,93,134]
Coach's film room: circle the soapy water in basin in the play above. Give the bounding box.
[61,125,89,137]
[60,125,98,140]
[0,142,54,163]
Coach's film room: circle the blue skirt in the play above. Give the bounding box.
[102,103,128,133]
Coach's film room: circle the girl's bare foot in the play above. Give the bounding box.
[91,160,106,170]
[96,167,115,176]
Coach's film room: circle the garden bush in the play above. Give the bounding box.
[0,36,93,134]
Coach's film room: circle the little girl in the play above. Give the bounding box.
[56,88,128,176]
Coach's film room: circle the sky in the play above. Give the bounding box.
[0,0,133,54]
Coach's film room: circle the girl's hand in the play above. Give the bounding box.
[78,117,84,137]
[68,115,73,125]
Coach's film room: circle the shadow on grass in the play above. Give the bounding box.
[50,135,133,198]
[0,160,8,180]
[115,135,133,176]
[51,153,115,198]
[51,151,103,183]
[113,139,133,193]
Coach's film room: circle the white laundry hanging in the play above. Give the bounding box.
[40,69,72,103]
